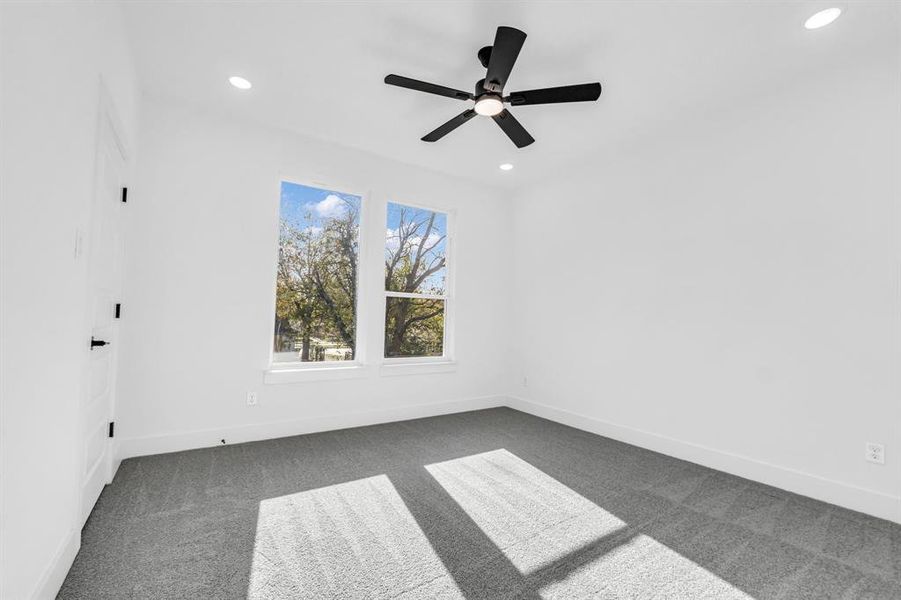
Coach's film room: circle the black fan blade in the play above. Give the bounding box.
[422,109,478,142]
[484,26,526,93]
[492,109,534,148]
[506,82,602,106]
[385,74,473,100]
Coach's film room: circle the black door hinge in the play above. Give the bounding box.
[121,187,128,203]
[115,303,121,319]
[108,422,115,438]
[90,337,109,349]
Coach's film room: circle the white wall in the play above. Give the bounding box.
[114,97,514,456]
[510,49,901,521]
[0,2,139,598]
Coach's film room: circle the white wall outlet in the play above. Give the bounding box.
[246,391,258,406]
[865,442,885,465]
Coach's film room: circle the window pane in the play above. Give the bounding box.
[384,297,444,358]
[385,203,447,295]
[273,181,360,363]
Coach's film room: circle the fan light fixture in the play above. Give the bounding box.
[384,26,603,148]
[474,96,504,116]
[805,8,841,29]
[228,76,252,90]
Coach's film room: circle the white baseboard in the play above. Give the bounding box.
[117,395,507,460]
[31,527,80,600]
[507,396,901,524]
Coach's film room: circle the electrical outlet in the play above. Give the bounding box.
[865,442,885,465]
[246,391,258,406]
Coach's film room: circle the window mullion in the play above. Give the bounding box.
[385,290,447,301]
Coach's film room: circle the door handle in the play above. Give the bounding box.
[90,337,110,349]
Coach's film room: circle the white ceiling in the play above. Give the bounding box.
[121,1,897,189]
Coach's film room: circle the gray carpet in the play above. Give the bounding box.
[59,407,901,599]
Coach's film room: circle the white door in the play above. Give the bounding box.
[81,108,126,524]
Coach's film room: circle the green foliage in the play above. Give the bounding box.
[275,200,358,361]
[384,298,444,358]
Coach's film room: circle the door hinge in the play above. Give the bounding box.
[108,422,115,438]
[115,303,121,319]
[90,336,109,349]
[121,187,128,203]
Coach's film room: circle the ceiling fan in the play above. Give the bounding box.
[384,26,602,149]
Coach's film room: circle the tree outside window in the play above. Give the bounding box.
[274,182,360,363]
[384,203,449,358]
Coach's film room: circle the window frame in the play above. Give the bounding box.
[382,199,455,366]
[267,176,370,372]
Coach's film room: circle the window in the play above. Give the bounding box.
[272,181,361,365]
[384,202,450,359]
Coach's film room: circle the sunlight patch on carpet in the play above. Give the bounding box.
[249,475,464,600]
[427,449,754,599]
[426,448,628,573]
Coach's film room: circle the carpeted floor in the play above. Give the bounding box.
[59,407,901,599]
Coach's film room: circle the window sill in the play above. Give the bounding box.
[379,360,457,377]
[264,364,371,385]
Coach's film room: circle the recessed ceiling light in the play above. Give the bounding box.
[499,163,514,171]
[228,76,252,90]
[805,8,841,30]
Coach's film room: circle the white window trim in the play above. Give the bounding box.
[266,176,370,376]
[382,201,455,367]
[264,364,372,385]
